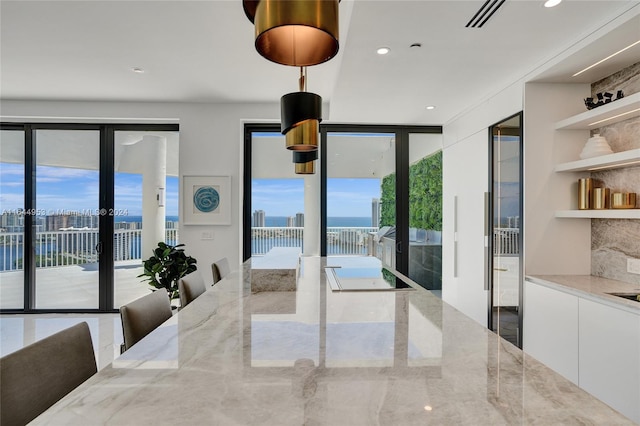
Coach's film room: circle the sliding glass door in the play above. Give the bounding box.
[324,131,395,265]
[244,124,443,283]
[0,128,25,309]
[0,123,179,313]
[34,129,101,309]
[488,113,523,347]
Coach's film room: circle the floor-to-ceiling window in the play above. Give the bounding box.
[0,127,25,309]
[247,129,308,258]
[244,123,443,283]
[0,123,179,313]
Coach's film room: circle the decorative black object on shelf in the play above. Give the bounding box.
[584,90,624,110]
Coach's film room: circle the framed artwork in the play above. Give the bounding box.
[183,175,231,225]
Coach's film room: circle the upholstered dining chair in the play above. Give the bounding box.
[120,288,172,353]
[178,271,206,308]
[0,321,97,426]
[211,257,231,285]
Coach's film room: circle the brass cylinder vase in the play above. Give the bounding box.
[578,178,592,210]
[592,187,610,209]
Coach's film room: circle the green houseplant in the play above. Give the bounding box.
[138,242,197,301]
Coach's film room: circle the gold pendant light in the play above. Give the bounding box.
[285,119,319,151]
[244,0,339,67]
[293,150,317,175]
[282,67,321,151]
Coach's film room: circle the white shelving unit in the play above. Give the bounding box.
[554,91,640,219]
[555,92,640,130]
[555,148,640,172]
[555,209,640,219]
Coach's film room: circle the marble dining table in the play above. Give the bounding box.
[32,256,634,425]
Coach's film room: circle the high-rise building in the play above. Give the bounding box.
[253,210,265,227]
[286,216,295,227]
[45,214,70,231]
[295,213,304,227]
[371,198,380,227]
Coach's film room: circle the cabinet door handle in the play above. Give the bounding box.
[484,192,490,291]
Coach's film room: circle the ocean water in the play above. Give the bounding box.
[265,216,373,227]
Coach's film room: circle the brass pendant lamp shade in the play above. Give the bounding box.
[281,91,322,135]
[285,118,319,151]
[246,0,339,66]
[293,150,317,174]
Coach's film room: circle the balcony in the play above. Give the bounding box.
[1,226,519,309]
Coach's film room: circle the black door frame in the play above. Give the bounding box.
[0,122,179,313]
[487,111,524,347]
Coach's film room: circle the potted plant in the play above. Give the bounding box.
[138,242,197,303]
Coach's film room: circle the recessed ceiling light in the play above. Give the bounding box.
[410,43,422,48]
[544,0,562,8]
[573,39,640,77]
[132,67,145,74]
[377,47,390,55]
[426,105,436,110]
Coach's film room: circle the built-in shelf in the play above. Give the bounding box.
[555,92,640,130]
[555,149,640,172]
[555,209,640,219]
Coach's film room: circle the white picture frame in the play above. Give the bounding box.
[182,175,231,225]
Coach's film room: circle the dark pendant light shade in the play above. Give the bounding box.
[246,0,339,67]
[293,150,317,174]
[285,118,319,151]
[281,91,322,135]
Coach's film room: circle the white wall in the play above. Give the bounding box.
[441,82,524,327]
[0,99,281,284]
[523,83,591,275]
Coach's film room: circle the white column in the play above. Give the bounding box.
[141,135,167,259]
[303,171,320,256]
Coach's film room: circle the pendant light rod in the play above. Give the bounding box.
[299,67,306,92]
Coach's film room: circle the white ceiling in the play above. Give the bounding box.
[1,0,639,125]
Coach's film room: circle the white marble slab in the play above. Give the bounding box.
[527,274,640,314]
[32,258,635,425]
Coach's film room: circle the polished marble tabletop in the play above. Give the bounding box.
[33,257,634,425]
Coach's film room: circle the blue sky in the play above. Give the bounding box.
[1,163,379,219]
[252,178,381,217]
[0,164,179,217]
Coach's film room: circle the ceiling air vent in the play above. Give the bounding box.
[465,0,506,28]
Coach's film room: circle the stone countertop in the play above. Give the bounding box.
[526,274,640,314]
[33,257,634,425]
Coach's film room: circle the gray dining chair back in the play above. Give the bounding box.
[212,257,231,284]
[178,271,206,308]
[120,288,172,352]
[0,321,97,426]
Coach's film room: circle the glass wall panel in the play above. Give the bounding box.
[490,114,522,347]
[0,129,25,309]
[251,132,307,257]
[408,133,443,294]
[113,131,179,308]
[35,129,100,309]
[326,133,394,263]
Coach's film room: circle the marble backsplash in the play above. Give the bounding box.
[590,61,640,285]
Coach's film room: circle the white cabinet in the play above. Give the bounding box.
[524,278,640,423]
[523,279,579,384]
[578,298,640,424]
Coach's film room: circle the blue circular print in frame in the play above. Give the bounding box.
[193,186,220,213]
